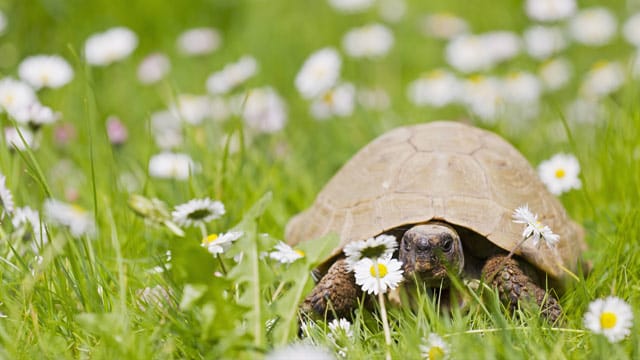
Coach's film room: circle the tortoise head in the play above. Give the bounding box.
[399,222,464,286]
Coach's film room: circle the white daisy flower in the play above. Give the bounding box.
[327,0,374,14]
[12,206,46,251]
[0,78,37,113]
[525,0,576,22]
[8,102,60,128]
[580,61,625,99]
[137,53,170,84]
[4,126,36,150]
[150,111,183,150]
[269,241,304,264]
[460,75,502,122]
[568,7,617,46]
[445,34,494,73]
[328,318,354,339]
[565,98,603,124]
[353,256,404,295]
[137,285,173,310]
[342,23,394,59]
[169,94,212,125]
[84,27,138,66]
[295,48,341,99]
[623,13,640,47]
[171,198,225,228]
[538,153,582,195]
[512,205,560,248]
[242,87,288,133]
[538,58,572,91]
[310,83,355,120]
[266,343,335,360]
[343,234,398,268]
[483,31,521,64]
[0,173,14,216]
[420,13,469,40]
[501,71,541,105]
[18,55,74,90]
[177,27,222,56]
[407,69,460,108]
[523,26,567,60]
[357,86,390,111]
[148,152,198,180]
[378,0,406,23]
[420,333,450,360]
[43,199,95,237]
[202,231,243,255]
[584,296,634,343]
[206,56,258,95]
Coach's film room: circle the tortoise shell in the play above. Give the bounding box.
[285,121,586,280]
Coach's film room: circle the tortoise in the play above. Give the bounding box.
[286,121,587,322]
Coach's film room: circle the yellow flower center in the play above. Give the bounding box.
[370,263,388,278]
[554,168,566,179]
[600,312,617,330]
[202,234,218,245]
[429,346,445,360]
[322,90,334,104]
[295,249,305,257]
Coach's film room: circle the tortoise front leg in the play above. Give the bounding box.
[481,255,562,323]
[301,258,362,320]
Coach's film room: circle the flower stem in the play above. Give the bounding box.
[374,260,392,360]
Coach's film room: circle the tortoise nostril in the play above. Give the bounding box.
[416,238,429,251]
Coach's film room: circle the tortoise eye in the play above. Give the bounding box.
[441,238,453,252]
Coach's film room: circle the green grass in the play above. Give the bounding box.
[0,0,639,358]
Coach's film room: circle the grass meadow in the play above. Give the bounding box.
[0,0,639,358]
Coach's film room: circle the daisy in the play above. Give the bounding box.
[171,198,225,228]
[295,48,341,99]
[584,296,634,343]
[150,111,183,150]
[538,58,572,91]
[623,13,640,47]
[568,8,617,46]
[137,53,170,84]
[580,61,624,99]
[12,206,46,251]
[538,153,582,195]
[265,343,335,360]
[525,0,576,22]
[0,173,14,217]
[169,94,212,125]
[8,102,60,128]
[512,205,560,248]
[420,333,450,360]
[500,71,541,105]
[202,231,243,255]
[43,198,95,237]
[0,78,37,113]
[460,75,502,122]
[177,27,222,56]
[4,126,36,150]
[206,56,258,95]
[523,26,567,60]
[565,98,603,124]
[148,152,197,180]
[445,35,494,73]
[407,69,460,107]
[327,0,374,14]
[84,27,138,66]
[18,55,74,90]
[343,234,398,268]
[420,13,469,40]
[269,241,304,264]
[354,256,404,295]
[483,31,521,64]
[310,83,355,120]
[328,318,354,339]
[342,23,394,59]
[137,285,173,310]
[378,0,406,23]
[242,87,288,133]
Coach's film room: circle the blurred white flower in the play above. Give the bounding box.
[446,35,493,73]
[169,94,212,125]
[266,344,335,360]
[137,53,170,84]
[407,69,460,107]
[483,31,521,64]
[568,7,617,46]
[209,96,231,121]
[525,0,576,22]
[0,78,37,113]
[0,10,7,35]
[342,23,394,59]
[4,126,36,150]
[378,0,406,23]
[420,333,450,360]
[85,27,138,66]
[580,61,625,99]
[43,198,95,237]
[8,102,60,127]
[565,98,604,124]
[172,198,225,228]
[328,0,374,13]
[12,206,46,251]
[501,72,541,104]
[354,256,404,295]
[538,153,581,195]
[512,205,560,248]
[328,318,354,340]
[538,58,572,91]
[206,56,258,95]
[584,296,634,344]
[310,83,355,120]
[269,241,304,264]
[106,116,128,145]
[150,110,183,149]
[18,55,74,89]
[202,231,243,255]
[148,152,198,180]
[623,13,640,47]
[242,87,288,133]
[461,75,502,122]
[357,86,390,111]
[295,48,341,99]
[421,13,469,40]
[523,26,567,60]
[0,173,14,217]
[177,27,222,56]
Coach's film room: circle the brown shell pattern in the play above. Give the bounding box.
[285,121,586,280]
